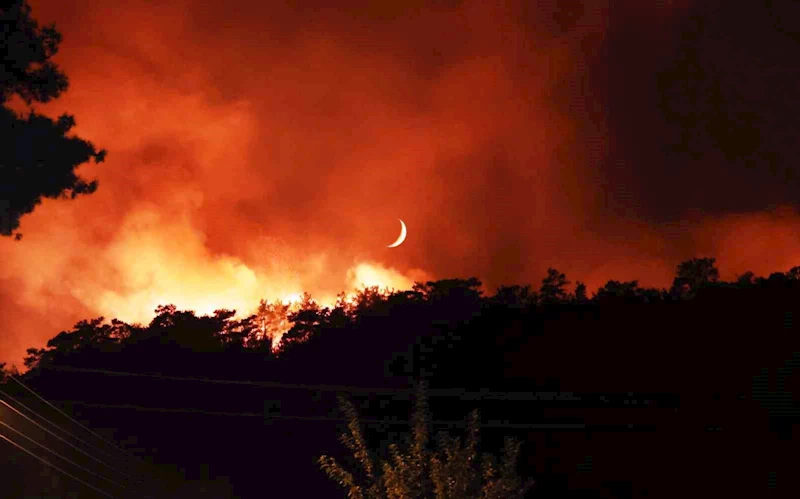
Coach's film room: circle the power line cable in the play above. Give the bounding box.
[47,400,588,429]
[4,374,174,493]
[35,365,550,400]
[7,375,158,469]
[0,380,161,498]
[1,386,131,466]
[9,373,142,455]
[0,399,134,481]
[0,432,118,499]
[37,365,409,394]
[26,366,665,405]
[5,375,263,497]
[0,419,126,491]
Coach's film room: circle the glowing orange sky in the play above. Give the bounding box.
[1,0,799,367]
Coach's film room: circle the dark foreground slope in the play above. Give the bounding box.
[4,278,800,498]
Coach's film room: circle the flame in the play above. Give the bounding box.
[58,204,429,328]
[280,293,304,306]
[3,0,798,370]
[345,261,430,294]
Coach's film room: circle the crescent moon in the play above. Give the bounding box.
[387,219,407,248]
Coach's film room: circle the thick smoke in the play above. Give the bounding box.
[1,0,797,366]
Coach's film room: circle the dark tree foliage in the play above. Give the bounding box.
[279,293,325,349]
[537,268,571,305]
[592,280,665,305]
[492,285,536,309]
[594,280,641,301]
[0,0,106,238]
[572,281,589,305]
[668,256,720,300]
[0,0,67,106]
[12,259,800,498]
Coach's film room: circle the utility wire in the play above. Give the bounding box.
[35,365,549,400]
[7,375,163,477]
[0,432,117,499]
[47,400,587,429]
[2,376,172,495]
[0,399,134,481]
[36,365,411,394]
[0,403,162,499]
[10,373,146,459]
[1,386,132,468]
[0,419,126,490]
[27,365,664,404]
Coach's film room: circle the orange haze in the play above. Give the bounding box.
[0,0,798,367]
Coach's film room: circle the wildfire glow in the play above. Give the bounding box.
[345,262,430,295]
[1,0,799,370]
[280,293,304,306]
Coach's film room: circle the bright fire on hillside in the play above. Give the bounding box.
[110,260,433,347]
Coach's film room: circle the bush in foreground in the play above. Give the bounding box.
[318,382,535,499]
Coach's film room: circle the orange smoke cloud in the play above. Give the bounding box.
[0,0,797,367]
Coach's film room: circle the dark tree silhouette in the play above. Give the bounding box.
[572,281,589,305]
[757,265,800,286]
[538,268,570,305]
[0,361,19,380]
[492,284,536,309]
[23,317,135,369]
[735,270,756,287]
[0,0,106,238]
[278,292,326,351]
[350,285,390,315]
[0,0,67,106]
[255,297,292,347]
[594,280,641,301]
[765,272,791,284]
[669,257,720,299]
[15,265,800,498]
[413,278,483,304]
[142,304,230,356]
[218,310,259,351]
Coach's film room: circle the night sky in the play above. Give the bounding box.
[2,0,800,365]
